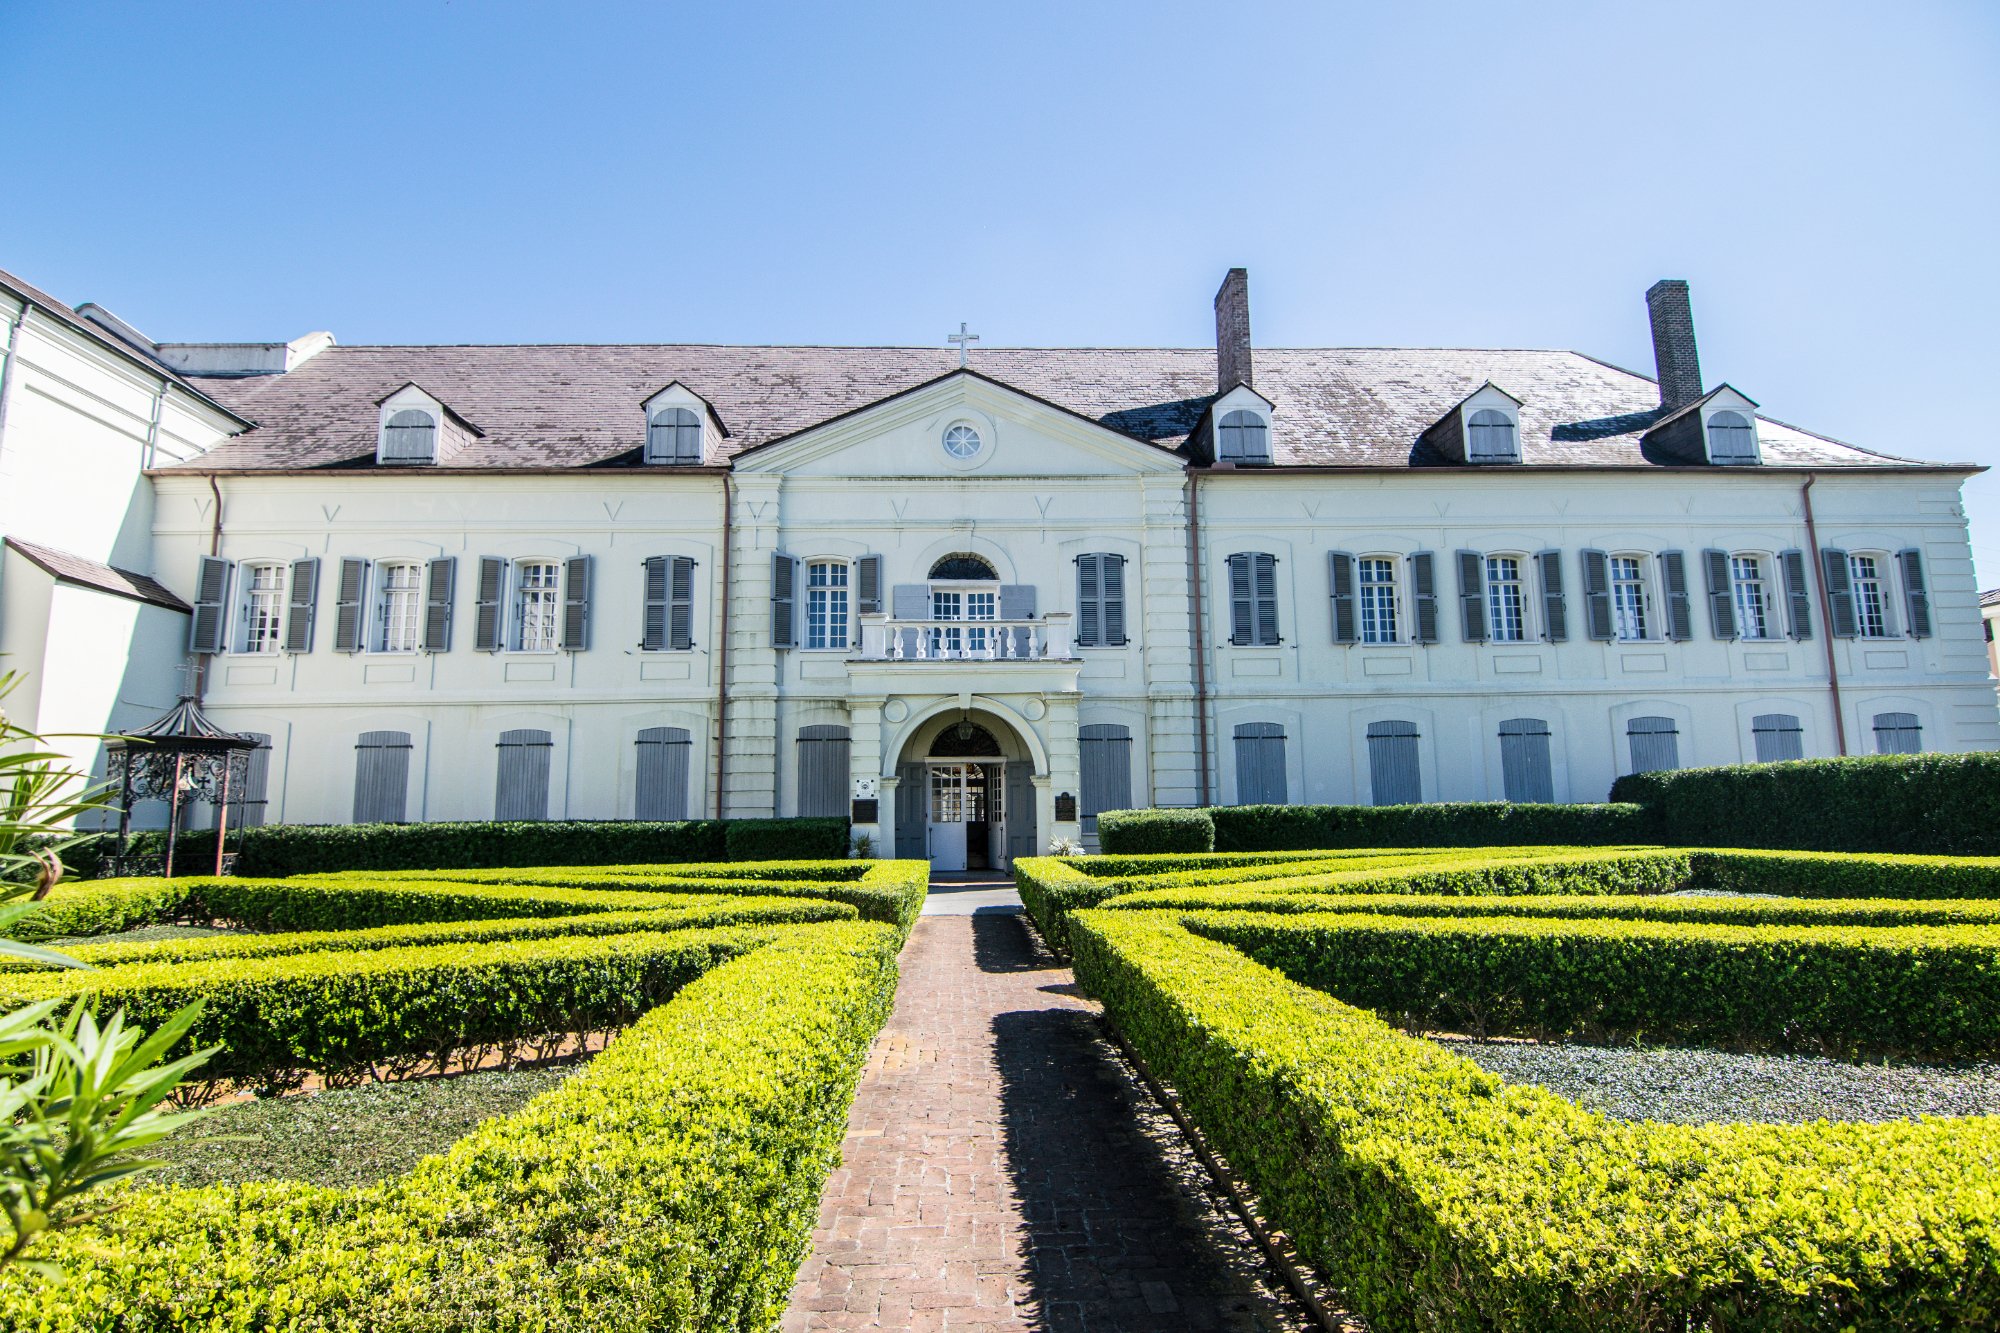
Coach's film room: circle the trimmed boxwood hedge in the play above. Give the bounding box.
[1095,802,1651,854]
[0,920,904,1330]
[1071,910,2000,1329]
[1096,808,1215,854]
[1610,750,2000,855]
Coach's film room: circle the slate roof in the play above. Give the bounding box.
[3,537,191,612]
[1981,587,2000,609]
[168,342,1946,473]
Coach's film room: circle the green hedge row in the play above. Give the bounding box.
[1191,908,2000,1060]
[1693,848,2000,900]
[0,921,904,1331]
[95,817,852,877]
[1097,802,1652,855]
[1610,750,2000,855]
[1071,911,2000,1329]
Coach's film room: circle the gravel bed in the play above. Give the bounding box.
[1435,1037,2000,1124]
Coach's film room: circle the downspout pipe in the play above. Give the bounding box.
[712,472,733,819]
[1800,474,1849,756]
[1187,470,1212,806]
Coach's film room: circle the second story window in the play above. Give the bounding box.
[381,409,437,464]
[1226,552,1280,645]
[1358,557,1399,644]
[805,560,850,650]
[514,562,562,651]
[1610,556,1650,641]
[1850,554,1890,638]
[372,562,423,652]
[1732,555,1772,639]
[1217,410,1270,464]
[235,563,287,654]
[646,407,703,464]
[1485,556,1527,642]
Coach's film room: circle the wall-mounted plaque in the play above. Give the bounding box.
[1054,791,1077,822]
[851,798,880,824]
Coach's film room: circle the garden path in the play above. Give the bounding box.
[783,902,1316,1332]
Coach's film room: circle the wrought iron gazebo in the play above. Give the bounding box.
[106,695,259,878]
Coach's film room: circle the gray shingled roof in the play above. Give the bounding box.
[4,537,191,612]
[171,343,1939,473]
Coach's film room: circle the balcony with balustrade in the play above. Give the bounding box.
[851,611,1075,662]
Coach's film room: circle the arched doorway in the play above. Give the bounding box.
[893,710,1037,872]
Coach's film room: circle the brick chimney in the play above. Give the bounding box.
[1214,268,1252,392]
[1645,279,1703,412]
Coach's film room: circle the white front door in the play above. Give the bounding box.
[928,764,969,872]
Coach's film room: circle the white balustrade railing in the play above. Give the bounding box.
[854,612,1073,662]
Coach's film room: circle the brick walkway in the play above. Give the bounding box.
[784,911,1315,1332]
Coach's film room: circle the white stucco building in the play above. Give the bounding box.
[2,264,1995,867]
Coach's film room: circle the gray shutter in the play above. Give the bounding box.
[333,557,369,654]
[1627,716,1680,774]
[1327,551,1357,644]
[1101,555,1127,646]
[1780,549,1813,640]
[422,557,455,653]
[1581,550,1614,641]
[1752,713,1804,763]
[495,728,553,821]
[1252,553,1279,645]
[560,555,592,651]
[352,730,412,824]
[1701,549,1736,640]
[1536,550,1567,642]
[642,556,670,651]
[1497,718,1553,803]
[1659,551,1694,642]
[474,557,506,652]
[1456,550,1487,642]
[225,732,273,831]
[896,763,929,860]
[1410,552,1439,644]
[669,556,696,650]
[1365,721,1422,806]
[855,554,883,615]
[1076,555,1102,647]
[999,584,1036,620]
[284,558,319,653]
[1872,711,1922,755]
[1005,761,1038,863]
[796,724,850,817]
[188,556,232,655]
[772,553,799,648]
[1820,548,1857,638]
[1232,722,1288,805]
[1078,723,1134,834]
[1898,549,1932,639]
[1226,553,1253,645]
[634,725,692,820]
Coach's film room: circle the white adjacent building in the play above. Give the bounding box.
[2,264,1995,867]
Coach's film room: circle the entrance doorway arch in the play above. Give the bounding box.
[891,709,1038,872]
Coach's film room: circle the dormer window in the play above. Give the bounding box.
[646,406,703,464]
[1465,408,1519,463]
[1706,409,1759,464]
[1217,409,1270,464]
[381,409,436,464]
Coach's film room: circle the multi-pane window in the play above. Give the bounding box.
[1485,556,1526,642]
[805,560,850,650]
[237,563,286,654]
[513,562,561,651]
[1358,558,1399,644]
[1610,556,1650,641]
[1850,554,1890,637]
[372,562,423,652]
[929,587,997,656]
[1731,556,1772,639]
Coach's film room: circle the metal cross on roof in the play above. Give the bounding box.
[948,322,980,367]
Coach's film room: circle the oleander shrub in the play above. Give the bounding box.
[1096,808,1215,854]
[1072,910,2000,1329]
[1609,750,2000,855]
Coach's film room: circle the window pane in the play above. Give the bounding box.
[514,563,561,650]
[1358,557,1398,644]
[1485,556,1525,642]
[1610,556,1649,640]
[1731,555,1770,639]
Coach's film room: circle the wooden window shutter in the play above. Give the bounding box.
[1752,713,1805,763]
[1779,549,1813,640]
[1819,548,1857,638]
[855,554,883,615]
[1076,555,1102,647]
[1659,551,1694,641]
[474,557,506,652]
[1231,722,1288,805]
[1626,716,1680,773]
[1536,549,1567,642]
[1456,550,1487,642]
[187,556,233,655]
[1580,549,1614,641]
[669,556,696,650]
[352,730,412,824]
[1410,552,1439,644]
[1226,553,1253,645]
[634,725,692,820]
[1897,549,1932,638]
[998,584,1037,620]
[422,557,456,652]
[560,555,592,651]
[795,724,850,817]
[642,556,670,651]
[1497,718,1554,803]
[332,557,369,654]
[1701,549,1736,639]
[1872,711,1922,755]
[1327,551,1356,644]
[229,732,273,830]
[1077,723,1134,833]
[1365,721,1422,806]
[495,728,554,820]
[771,552,799,648]
[284,558,319,653]
[1252,553,1279,645]
[1101,553,1127,646]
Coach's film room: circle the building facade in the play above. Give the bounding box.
[3,265,1996,867]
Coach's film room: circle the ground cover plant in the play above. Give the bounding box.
[0,857,928,1329]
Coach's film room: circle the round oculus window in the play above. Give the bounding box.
[942,424,983,459]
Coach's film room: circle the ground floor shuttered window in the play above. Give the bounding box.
[1078,723,1133,835]
[352,731,412,824]
[1232,723,1288,805]
[1496,718,1552,803]
[797,724,851,817]
[1627,716,1680,774]
[495,729,554,821]
[1366,721,1421,806]
[1752,713,1804,762]
[634,726,693,820]
[1873,711,1923,755]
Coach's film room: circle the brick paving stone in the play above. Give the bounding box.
[784,910,1318,1332]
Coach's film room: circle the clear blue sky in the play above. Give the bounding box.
[9,2,1999,582]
